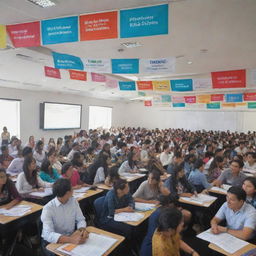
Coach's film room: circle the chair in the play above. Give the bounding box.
[93,196,105,228]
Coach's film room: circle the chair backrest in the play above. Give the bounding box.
[93,196,106,227]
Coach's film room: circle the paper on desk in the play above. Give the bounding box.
[0,204,32,216]
[197,228,248,254]
[180,194,217,205]
[29,188,53,198]
[122,173,145,177]
[114,212,144,222]
[139,168,148,172]
[73,193,84,199]
[222,184,231,190]
[57,232,117,256]
[135,202,156,211]
[73,187,90,193]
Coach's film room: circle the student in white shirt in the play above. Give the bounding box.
[244,152,256,173]
[235,141,248,156]
[67,142,80,161]
[33,140,46,167]
[8,137,19,158]
[118,152,138,175]
[160,143,174,170]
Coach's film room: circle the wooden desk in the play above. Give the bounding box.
[125,208,156,226]
[75,189,103,202]
[209,242,256,256]
[178,196,217,208]
[121,174,146,183]
[96,184,112,191]
[0,200,43,225]
[46,226,125,256]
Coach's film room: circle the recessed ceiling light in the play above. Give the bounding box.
[121,42,142,48]
[187,61,193,65]
[27,0,56,8]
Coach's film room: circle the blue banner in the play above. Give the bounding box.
[41,16,78,45]
[119,81,136,91]
[120,4,168,38]
[173,103,185,107]
[52,52,84,70]
[226,93,243,102]
[171,79,193,91]
[112,59,139,74]
[161,95,171,102]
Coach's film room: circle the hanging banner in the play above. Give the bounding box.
[248,102,256,109]
[144,100,152,106]
[79,11,118,41]
[211,69,246,88]
[91,73,106,82]
[211,94,224,102]
[152,80,170,91]
[225,93,243,103]
[172,96,185,103]
[197,95,211,103]
[112,59,139,74]
[193,78,212,91]
[187,103,205,109]
[0,25,6,49]
[235,102,247,108]
[207,102,220,109]
[83,59,111,73]
[184,96,196,103]
[6,21,40,48]
[161,95,171,103]
[171,79,193,92]
[41,16,78,45]
[173,103,185,107]
[139,57,175,74]
[105,78,118,88]
[119,81,136,91]
[222,103,236,108]
[120,4,168,38]
[52,52,84,70]
[44,66,61,79]
[137,81,153,90]
[69,70,87,81]
[244,92,256,101]
[138,91,146,96]
[153,96,162,105]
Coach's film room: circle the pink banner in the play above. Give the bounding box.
[106,78,118,88]
[44,66,61,79]
[172,96,185,103]
[184,96,196,103]
[91,72,106,82]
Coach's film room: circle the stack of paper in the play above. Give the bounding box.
[74,187,90,193]
[211,184,231,194]
[29,188,53,198]
[197,229,248,254]
[135,202,156,211]
[0,204,32,217]
[57,232,117,256]
[114,212,144,222]
[180,194,217,205]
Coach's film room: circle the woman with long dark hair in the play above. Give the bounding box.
[39,158,60,183]
[118,152,138,175]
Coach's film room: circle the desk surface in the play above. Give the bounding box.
[96,184,112,191]
[46,226,125,256]
[121,174,146,183]
[0,200,43,224]
[179,196,217,208]
[125,208,156,226]
[209,242,256,256]
[76,189,103,201]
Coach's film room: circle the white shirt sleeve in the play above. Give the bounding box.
[93,167,105,184]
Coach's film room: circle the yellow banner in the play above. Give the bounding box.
[152,80,170,91]
[197,94,211,103]
[222,103,236,108]
[0,25,6,49]
[235,102,247,107]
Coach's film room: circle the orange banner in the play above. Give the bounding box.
[222,103,236,108]
[152,80,170,91]
[197,95,211,103]
[69,70,87,81]
[137,81,153,90]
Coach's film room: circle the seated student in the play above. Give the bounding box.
[99,143,111,158]
[47,148,62,174]
[188,159,212,193]
[159,143,174,170]
[41,179,88,256]
[33,140,46,167]
[84,146,96,163]
[0,145,13,169]
[67,142,80,161]
[60,137,72,157]
[25,135,35,149]
[104,166,120,187]
[118,152,138,175]
[184,154,196,178]
[235,141,247,156]
[0,168,21,209]
[39,159,60,183]
[148,157,166,175]
[71,152,85,173]
[152,208,199,256]
[167,151,183,175]
[242,177,256,209]
[214,159,246,187]
[244,152,256,172]
[16,157,52,195]
[8,137,19,158]
[207,156,224,183]
[164,163,196,198]
[140,139,151,163]
[44,138,56,153]
[210,186,256,241]
[7,147,33,177]
[114,142,128,164]
[133,169,170,204]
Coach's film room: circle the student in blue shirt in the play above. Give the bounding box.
[39,159,60,183]
[188,159,212,193]
[242,177,256,209]
[184,154,196,178]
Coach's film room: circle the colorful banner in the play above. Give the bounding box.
[248,102,256,109]
[211,69,246,88]
[112,59,139,74]
[211,94,224,102]
[184,96,196,103]
[52,52,84,70]
[6,21,40,48]
[44,66,61,79]
[91,73,106,82]
[244,92,256,101]
[226,93,243,103]
[79,11,118,41]
[83,59,111,73]
[69,70,87,81]
[119,81,136,91]
[236,102,247,108]
[172,96,185,103]
[105,78,118,88]
[144,100,152,106]
[152,80,170,91]
[197,95,211,103]
[171,79,193,91]
[0,25,6,48]
[139,57,175,74]
[138,91,146,96]
[222,103,236,108]
[193,78,212,91]
[41,16,78,45]
[207,102,220,109]
[153,96,162,105]
[137,81,153,90]
[120,4,168,38]
[161,95,171,103]
[173,103,185,107]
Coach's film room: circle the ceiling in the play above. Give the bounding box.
[0,0,256,101]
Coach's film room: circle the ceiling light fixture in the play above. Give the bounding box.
[187,61,193,65]
[27,0,56,8]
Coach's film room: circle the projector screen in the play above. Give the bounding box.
[41,102,82,130]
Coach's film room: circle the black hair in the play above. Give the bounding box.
[227,186,246,201]
[162,143,169,151]
[23,157,38,187]
[149,169,161,182]
[53,178,71,197]
[194,159,205,169]
[231,159,244,168]
[47,147,56,158]
[113,178,127,192]
[35,140,44,151]
[61,162,73,175]
[22,147,33,157]
[127,152,136,169]
[41,159,53,176]
[107,166,120,184]
[243,177,256,191]
[158,194,178,207]
[71,152,83,167]
[246,152,256,159]
[208,156,224,177]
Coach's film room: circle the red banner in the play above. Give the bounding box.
[137,81,153,90]
[44,66,61,79]
[244,92,256,101]
[144,100,152,106]
[7,21,40,48]
[211,94,224,101]
[80,11,118,41]
[184,96,196,103]
[69,70,87,81]
[91,72,106,82]
[211,69,246,89]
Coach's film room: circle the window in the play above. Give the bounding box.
[89,106,112,129]
[0,99,20,139]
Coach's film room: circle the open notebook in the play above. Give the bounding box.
[114,212,144,222]
[29,188,53,198]
[0,204,32,217]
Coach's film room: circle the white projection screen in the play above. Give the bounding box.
[42,102,82,130]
